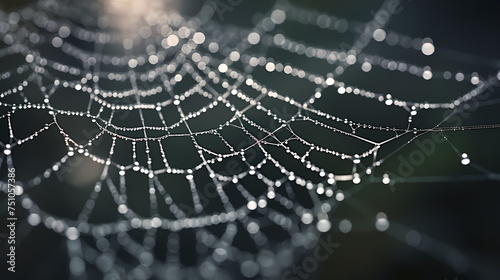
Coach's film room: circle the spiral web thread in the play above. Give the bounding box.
[1,0,499,279]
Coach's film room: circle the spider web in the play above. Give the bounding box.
[1,0,500,279]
